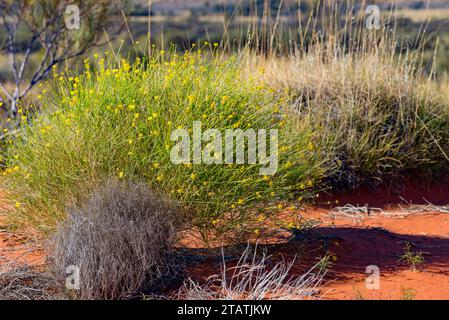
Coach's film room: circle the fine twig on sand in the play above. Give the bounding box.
[0,263,63,300]
[0,245,63,300]
[330,204,385,222]
[176,244,326,300]
[398,197,449,215]
[330,199,449,222]
[0,226,63,300]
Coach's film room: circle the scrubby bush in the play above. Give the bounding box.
[3,49,325,237]
[4,9,449,241]
[50,179,181,300]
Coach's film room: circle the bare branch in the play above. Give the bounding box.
[0,0,131,120]
[0,82,12,100]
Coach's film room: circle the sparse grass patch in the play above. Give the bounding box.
[353,287,366,300]
[401,286,417,300]
[257,36,449,189]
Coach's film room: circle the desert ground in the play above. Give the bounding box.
[2,183,448,300]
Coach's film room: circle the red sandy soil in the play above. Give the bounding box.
[300,209,449,299]
[308,183,449,300]
[0,226,45,269]
[1,182,448,300]
[182,183,449,300]
[0,199,45,270]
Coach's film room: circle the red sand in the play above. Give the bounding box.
[182,183,449,300]
[0,216,45,269]
[1,183,448,300]
[300,208,449,299]
[0,195,45,269]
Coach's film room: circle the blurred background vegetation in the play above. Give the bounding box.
[126,0,449,74]
[0,0,449,105]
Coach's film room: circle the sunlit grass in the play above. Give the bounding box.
[2,48,326,239]
[2,2,449,242]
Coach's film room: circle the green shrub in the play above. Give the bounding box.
[3,50,326,237]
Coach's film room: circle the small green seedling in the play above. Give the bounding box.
[398,241,425,271]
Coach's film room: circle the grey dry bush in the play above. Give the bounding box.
[50,179,182,300]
